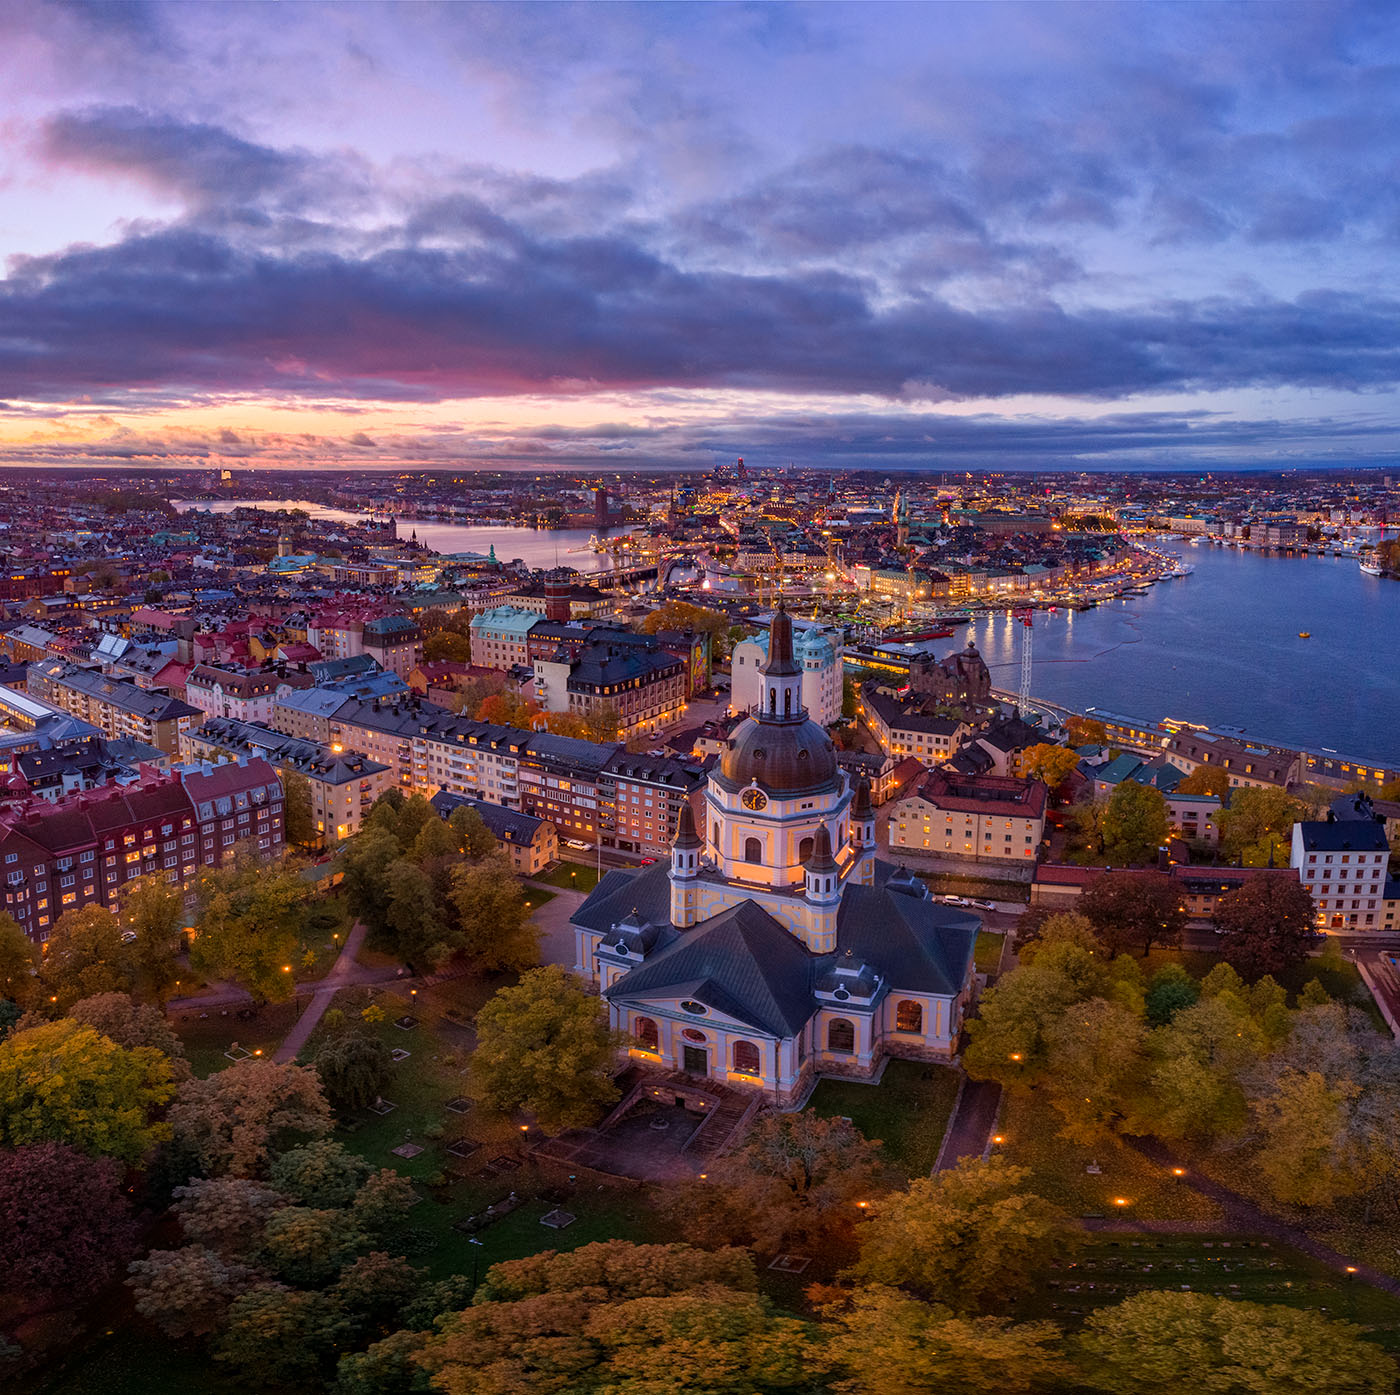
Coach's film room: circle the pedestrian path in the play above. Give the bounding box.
[274,920,369,1063]
[934,1076,1002,1171]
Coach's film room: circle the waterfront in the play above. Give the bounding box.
[172,500,623,572]
[965,543,1400,767]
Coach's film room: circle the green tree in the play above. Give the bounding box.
[408,813,458,865]
[849,1156,1076,1314]
[1043,996,1147,1142]
[1147,995,1263,1142]
[215,1284,347,1387]
[351,1169,419,1239]
[470,966,620,1131]
[341,827,402,937]
[315,1030,394,1113]
[269,1140,374,1209]
[1213,876,1318,980]
[447,803,498,860]
[281,770,318,848]
[1073,1290,1392,1395]
[0,913,38,1008]
[674,1112,890,1253]
[823,1285,1069,1395]
[1144,963,1200,1026]
[1079,871,1185,956]
[0,1018,175,1164]
[190,854,308,1003]
[127,1245,256,1338]
[1251,1068,1358,1207]
[336,1330,433,1395]
[449,853,539,972]
[422,630,471,663]
[37,906,134,1012]
[1101,780,1170,864]
[169,1058,332,1177]
[119,874,184,1003]
[1216,786,1302,866]
[382,859,455,967]
[261,1205,367,1285]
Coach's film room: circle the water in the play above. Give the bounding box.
[960,543,1400,765]
[171,499,624,573]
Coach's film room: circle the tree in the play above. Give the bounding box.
[1065,716,1108,746]
[1143,963,1200,1026]
[422,630,471,663]
[675,1112,890,1252]
[470,966,620,1131]
[0,1018,175,1164]
[823,1285,1069,1395]
[169,1058,333,1176]
[1101,780,1169,865]
[1213,876,1318,980]
[1043,996,1147,1142]
[381,859,455,967]
[69,991,189,1069]
[190,854,309,1003]
[174,1175,287,1254]
[637,600,730,657]
[581,701,622,744]
[1073,1290,1392,1395]
[0,913,38,1008]
[37,906,134,1012]
[1079,871,1184,956]
[127,1245,256,1338]
[1147,995,1263,1142]
[474,691,540,729]
[449,854,539,972]
[336,1330,433,1395]
[1251,1068,1358,1207]
[1216,786,1302,866]
[1068,796,1109,857]
[1022,743,1080,795]
[215,1284,347,1387]
[341,827,402,937]
[849,1156,1075,1314]
[281,770,318,848]
[1176,766,1232,799]
[409,814,458,865]
[120,874,184,1002]
[542,710,590,739]
[0,1143,140,1306]
[423,1241,810,1395]
[315,1030,394,1112]
[262,1205,367,1285]
[447,803,497,860]
[331,1252,422,1335]
[269,1140,374,1209]
[1015,910,1103,959]
[351,1168,419,1238]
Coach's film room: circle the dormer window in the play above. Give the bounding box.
[680,1000,708,1016]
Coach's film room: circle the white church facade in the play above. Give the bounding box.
[572,604,979,1106]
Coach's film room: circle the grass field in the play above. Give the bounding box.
[999,1089,1224,1226]
[807,1058,961,1177]
[975,930,1005,976]
[534,860,603,893]
[173,998,301,1078]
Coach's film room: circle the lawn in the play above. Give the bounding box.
[534,860,603,893]
[918,871,1032,903]
[998,1088,1224,1226]
[172,998,301,1078]
[975,930,1005,976]
[1012,1233,1400,1346]
[522,886,555,913]
[807,1059,961,1176]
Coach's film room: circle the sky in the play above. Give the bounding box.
[2,0,1399,474]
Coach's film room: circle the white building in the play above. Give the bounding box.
[572,605,978,1105]
[1291,818,1391,930]
[730,617,844,728]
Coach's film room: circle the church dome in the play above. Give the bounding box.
[716,713,840,796]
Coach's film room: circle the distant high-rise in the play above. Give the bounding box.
[594,486,608,527]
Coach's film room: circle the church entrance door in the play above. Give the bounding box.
[682,1045,708,1076]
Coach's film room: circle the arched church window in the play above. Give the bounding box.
[827,1018,855,1054]
[712,821,720,850]
[784,687,792,716]
[732,1040,761,1075]
[769,688,777,715]
[634,1016,660,1050]
[895,1000,923,1033]
[744,837,762,864]
[799,836,814,863]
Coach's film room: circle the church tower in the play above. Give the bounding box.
[669,802,703,929]
[850,776,877,886]
[803,823,840,952]
[896,491,910,550]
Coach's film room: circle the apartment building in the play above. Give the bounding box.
[182,717,392,842]
[185,665,285,724]
[428,790,558,876]
[731,619,843,727]
[27,660,201,756]
[535,643,687,737]
[889,769,1046,862]
[859,682,970,764]
[1164,730,1299,789]
[516,733,619,845]
[0,757,283,942]
[1291,819,1391,930]
[469,607,540,669]
[601,751,707,856]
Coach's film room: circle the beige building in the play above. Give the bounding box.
[890,770,1047,863]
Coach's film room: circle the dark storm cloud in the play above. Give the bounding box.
[5,217,1400,407]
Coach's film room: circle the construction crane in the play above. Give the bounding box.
[1013,606,1034,713]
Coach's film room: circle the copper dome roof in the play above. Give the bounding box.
[716,713,840,796]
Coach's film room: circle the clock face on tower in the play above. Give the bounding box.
[741,787,768,812]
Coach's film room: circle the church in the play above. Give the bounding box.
[571,604,980,1105]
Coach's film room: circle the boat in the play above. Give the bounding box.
[1360,561,1383,576]
[1299,631,1311,638]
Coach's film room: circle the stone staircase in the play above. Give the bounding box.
[683,1088,763,1163]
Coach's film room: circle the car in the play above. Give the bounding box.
[967,898,997,912]
[939,895,972,906]
[639,858,657,865]
[564,839,591,851]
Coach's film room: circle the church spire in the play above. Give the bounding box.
[757,602,804,723]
